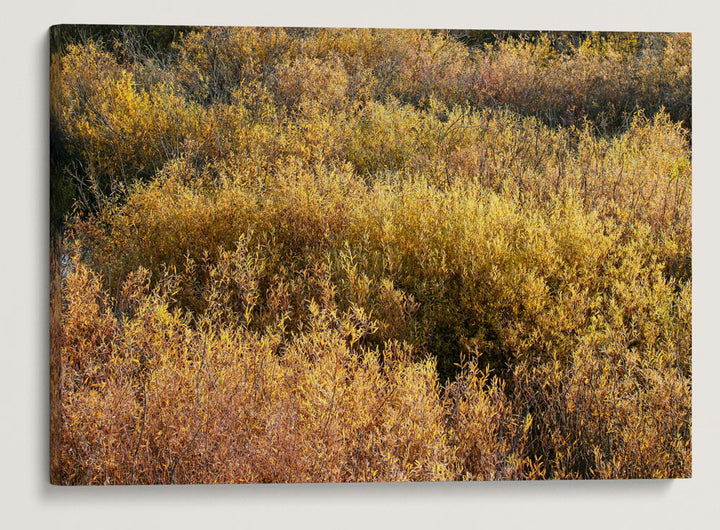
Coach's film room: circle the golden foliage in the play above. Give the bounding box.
[51,26,691,483]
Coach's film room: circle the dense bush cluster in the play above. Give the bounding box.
[50,26,691,483]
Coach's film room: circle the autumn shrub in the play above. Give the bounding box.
[53,42,208,207]
[342,100,690,263]
[52,29,691,221]
[54,241,690,483]
[169,26,300,105]
[511,330,691,479]
[71,157,689,382]
[444,360,542,480]
[271,55,349,113]
[55,252,458,484]
[462,32,691,129]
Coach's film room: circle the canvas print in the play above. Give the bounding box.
[49,25,691,484]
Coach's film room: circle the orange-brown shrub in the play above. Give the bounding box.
[511,333,691,479]
[55,254,457,483]
[53,245,689,483]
